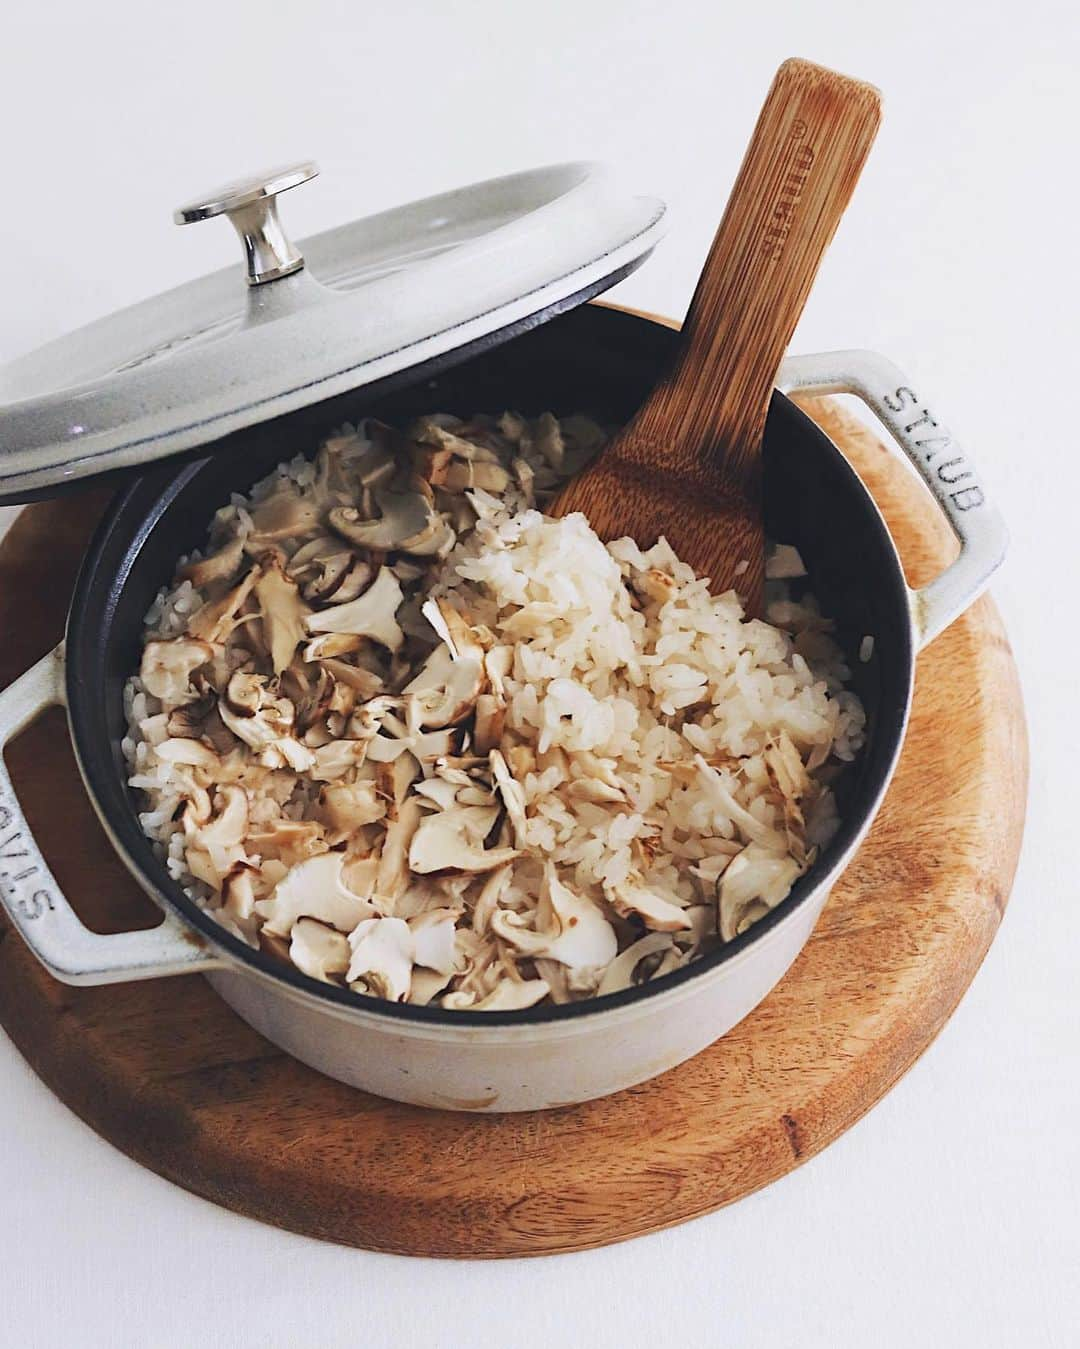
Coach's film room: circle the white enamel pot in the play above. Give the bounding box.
[0,306,1006,1112]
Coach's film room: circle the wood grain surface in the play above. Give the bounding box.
[0,395,1026,1259]
[553,60,881,609]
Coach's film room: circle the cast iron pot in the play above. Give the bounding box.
[0,305,1006,1112]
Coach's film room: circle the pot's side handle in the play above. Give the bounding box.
[777,350,1008,648]
[0,645,225,985]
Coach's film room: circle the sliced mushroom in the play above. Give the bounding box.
[188,566,261,644]
[440,459,511,495]
[527,411,565,471]
[470,863,512,935]
[187,786,249,887]
[247,484,323,544]
[408,806,519,875]
[254,851,375,937]
[364,725,463,764]
[408,967,455,1005]
[606,880,693,932]
[218,673,316,772]
[491,864,617,972]
[309,739,369,782]
[375,751,420,818]
[254,555,311,674]
[347,916,414,1001]
[287,534,346,576]
[139,638,213,706]
[489,749,528,848]
[328,559,374,604]
[472,693,506,754]
[304,566,405,651]
[290,917,351,982]
[154,737,221,769]
[179,537,245,589]
[314,657,385,702]
[595,932,676,995]
[247,819,328,869]
[374,797,424,903]
[317,781,386,841]
[301,631,364,660]
[164,695,215,740]
[403,644,485,728]
[409,909,459,975]
[443,978,550,1012]
[716,844,802,942]
[413,775,460,811]
[221,860,259,922]
[328,482,432,551]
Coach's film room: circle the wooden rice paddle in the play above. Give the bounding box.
[552,59,882,612]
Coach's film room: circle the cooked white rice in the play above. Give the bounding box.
[123,412,864,1010]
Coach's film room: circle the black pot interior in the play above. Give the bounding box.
[66,304,912,1025]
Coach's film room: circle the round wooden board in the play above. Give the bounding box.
[0,396,1027,1258]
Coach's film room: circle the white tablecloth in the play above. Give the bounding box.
[1,2,1074,1345]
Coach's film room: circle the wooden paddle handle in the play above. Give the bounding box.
[634,59,881,484]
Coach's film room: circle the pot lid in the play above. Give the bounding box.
[0,161,665,503]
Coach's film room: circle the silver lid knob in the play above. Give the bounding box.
[174,162,318,286]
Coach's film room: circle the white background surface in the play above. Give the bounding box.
[1,3,1076,1346]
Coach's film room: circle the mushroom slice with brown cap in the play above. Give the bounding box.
[140,638,213,706]
[290,918,351,982]
[326,559,374,605]
[347,917,414,1001]
[254,851,375,938]
[606,880,693,933]
[489,749,528,848]
[254,555,311,674]
[179,537,245,589]
[409,909,459,975]
[440,460,512,495]
[328,480,433,551]
[491,864,617,972]
[408,807,519,876]
[304,566,405,652]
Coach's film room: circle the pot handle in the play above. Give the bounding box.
[777,350,1008,648]
[0,645,224,985]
